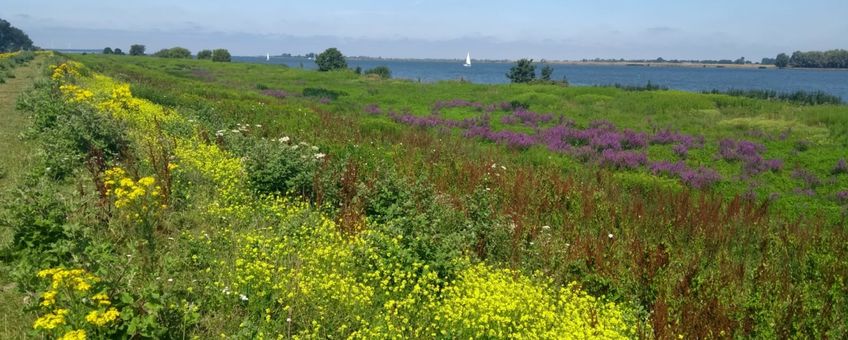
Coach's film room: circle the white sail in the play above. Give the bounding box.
[266,53,270,61]
[464,52,471,67]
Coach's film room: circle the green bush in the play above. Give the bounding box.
[315,47,347,71]
[302,87,347,100]
[212,49,231,62]
[152,47,192,59]
[364,66,391,79]
[196,49,212,60]
[129,44,146,56]
[238,137,322,198]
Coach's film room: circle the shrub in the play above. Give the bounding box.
[102,47,113,55]
[152,47,191,59]
[315,47,347,71]
[302,87,347,100]
[211,49,231,62]
[196,49,212,60]
[113,48,124,55]
[364,66,391,79]
[240,137,323,198]
[506,58,536,83]
[129,44,145,56]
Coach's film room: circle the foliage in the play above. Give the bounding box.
[540,64,553,81]
[506,58,536,83]
[789,49,848,68]
[302,87,347,100]
[363,65,391,79]
[129,44,146,56]
[196,49,212,60]
[113,48,124,56]
[152,47,192,59]
[775,52,790,68]
[315,47,347,71]
[211,49,231,62]
[0,18,34,52]
[704,88,842,105]
[102,47,113,55]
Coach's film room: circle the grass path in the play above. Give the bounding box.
[0,56,44,339]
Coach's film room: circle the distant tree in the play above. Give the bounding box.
[506,58,536,83]
[197,49,212,60]
[113,48,124,55]
[734,57,746,65]
[315,48,347,71]
[354,66,362,74]
[364,65,391,79]
[540,64,553,81]
[153,47,192,58]
[655,57,665,62]
[760,57,776,65]
[0,19,34,52]
[212,49,231,62]
[775,53,789,68]
[102,47,113,55]
[129,44,146,56]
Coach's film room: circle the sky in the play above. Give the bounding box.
[4,0,848,60]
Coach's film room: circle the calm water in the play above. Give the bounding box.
[234,56,848,101]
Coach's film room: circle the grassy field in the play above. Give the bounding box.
[0,52,44,339]
[0,53,846,338]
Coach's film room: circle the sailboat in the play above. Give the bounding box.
[463,52,472,67]
[266,53,270,61]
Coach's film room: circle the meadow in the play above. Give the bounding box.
[0,52,846,338]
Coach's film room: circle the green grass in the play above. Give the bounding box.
[2,53,844,338]
[0,55,44,340]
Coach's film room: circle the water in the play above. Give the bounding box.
[234,56,848,101]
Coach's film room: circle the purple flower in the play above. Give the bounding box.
[598,150,647,169]
[364,104,381,115]
[672,144,688,159]
[833,159,848,175]
[836,190,848,203]
[792,168,821,188]
[649,161,721,189]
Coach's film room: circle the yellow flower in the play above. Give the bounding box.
[40,290,57,307]
[86,307,120,326]
[33,309,69,330]
[59,329,86,340]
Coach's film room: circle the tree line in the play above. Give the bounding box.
[101,44,232,62]
[0,18,35,52]
[782,49,848,69]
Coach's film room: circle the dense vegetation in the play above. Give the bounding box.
[787,49,848,69]
[152,46,192,59]
[0,18,34,52]
[1,52,847,338]
[703,88,843,105]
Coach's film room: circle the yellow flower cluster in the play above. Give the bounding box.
[59,84,95,103]
[34,268,120,337]
[437,263,631,339]
[33,308,69,330]
[38,268,100,296]
[175,141,250,218]
[85,308,120,326]
[104,166,162,213]
[97,83,142,114]
[58,329,87,340]
[0,51,20,60]
[50,61,83,83]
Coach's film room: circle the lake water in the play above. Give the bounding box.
[234,56,848,101]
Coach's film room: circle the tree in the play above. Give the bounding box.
[0,19,34,52]
[102,47,113,55]
[364,66,391,79]
[540,64,553,81]
[197,49,212,60]
[506,59,536,83]
[153,47,191,58]
[315,48,347,71]
[129,44,146,56]
[113,48,124,55]
[775,53,789,68]
[212,49,231,62]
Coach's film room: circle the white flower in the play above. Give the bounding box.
[500,165,507,170]
[255,124,262,128]
[491,163,497,169]
[280,136,290,143]
[167,278,174,282]
[311,145,319,151]
[231,129,240,133]
[608,233,614,239]
[239,294,248,301]
[541,225,550,231]
[315,153,326,159]
[222,287,231,295]
[286,317,292,323]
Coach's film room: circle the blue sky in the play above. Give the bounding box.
[4,0,847,60]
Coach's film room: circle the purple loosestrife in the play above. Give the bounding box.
[836,190,848,203]
[598,150,647,170]
[364,104,381,115]
[649,161,721,189]
[833,158,848,175]
[672,144,689,159]
[792,168,821,189]
[261,89,290,99]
